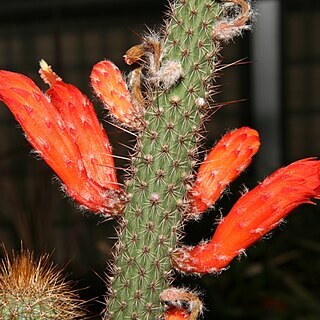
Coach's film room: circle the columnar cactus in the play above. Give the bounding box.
[104,1,255,318]
[0,0,319,319]
[105,1,223,318]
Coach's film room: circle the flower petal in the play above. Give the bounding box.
[0,70,83,186]
[173,158,320,273]
[46,81,119,191]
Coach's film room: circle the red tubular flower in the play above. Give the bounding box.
[40,61,119,191]
[173,158,320,273]
[0,63,126,215]
[189,127,260,215]
[164,307,190,320]
[90,60,141,128]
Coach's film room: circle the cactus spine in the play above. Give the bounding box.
[106,1,221,319]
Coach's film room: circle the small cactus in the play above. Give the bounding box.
[0,0,319,319]
[0,248,84,319]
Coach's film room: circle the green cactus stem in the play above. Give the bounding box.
[105,1,224,319]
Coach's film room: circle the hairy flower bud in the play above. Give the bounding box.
[91,60,143,129]
[189,127,260,215]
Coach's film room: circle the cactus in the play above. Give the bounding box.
[105,1,254,318]
[0,248,84,319]
[0,0,320,319]
[105,2,221,319]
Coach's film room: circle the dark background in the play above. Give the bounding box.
[0,0,319,319]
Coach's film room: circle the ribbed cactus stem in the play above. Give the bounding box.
[106,1,221,319]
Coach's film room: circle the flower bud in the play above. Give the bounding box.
[91,60,142,129]
[165,307,190,320]
[189,127,260,215]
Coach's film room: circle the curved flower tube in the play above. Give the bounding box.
[40,61,119,191]
[189,126,260,215]
[173,158,320,273]
[0,63,127,215]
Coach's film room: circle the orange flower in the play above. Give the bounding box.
[0,62,126,215]
[90,60,142,128]
[173,158,320,273]
[189,127,260,215]
[164,307,190,320]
